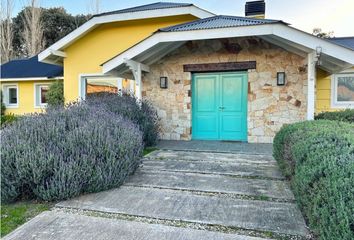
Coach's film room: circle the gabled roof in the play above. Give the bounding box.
[0,56,63,79]
[93,2,193,17]
[102,20,354,75]
[159,15,286,32]
[328,37,354,51]
[38,2,214,65]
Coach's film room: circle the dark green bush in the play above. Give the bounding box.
[1,103,143,202]
[315,109,354,123]
[273,120,354,239]
[0,114,17,127]
[46,81,64,106]
[1,90,6,116]
[86,92,159,146]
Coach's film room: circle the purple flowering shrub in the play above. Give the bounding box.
[1,103,143,202]
[86,92,159,146]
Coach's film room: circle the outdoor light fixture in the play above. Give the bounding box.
[160,77,168,89]
[277,72,286,86]
[316,46,322,66]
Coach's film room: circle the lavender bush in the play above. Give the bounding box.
[86,92,159,146]
[1,103,143,202]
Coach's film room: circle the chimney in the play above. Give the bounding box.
[245,0,265,19]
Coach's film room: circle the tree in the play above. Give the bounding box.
[87,0,101,14]
[21,0,45,57]
[312,28,334,38]
[46,81,64,106]
[0,0,14,63]
[12,7,89,58]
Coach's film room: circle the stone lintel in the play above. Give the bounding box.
[183,61,256,72]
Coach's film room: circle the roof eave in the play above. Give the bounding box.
[102,23,354,75]
[38,5,215,65]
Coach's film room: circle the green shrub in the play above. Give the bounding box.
[46,81,64,106]
[1,114,17,127]
[1,103,143,203]
[86,92,159,146]
[315,109,354,123]
[273,120,354,239]
[1,90,6,116]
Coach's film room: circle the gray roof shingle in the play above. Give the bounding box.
[159,15,285,32]
[93,2,193,17]
[1,56,63,79]
[328,37,354,51]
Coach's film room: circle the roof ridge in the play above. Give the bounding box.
[159,14,284,32]
[330,36,354,39]
[92,2,193,18]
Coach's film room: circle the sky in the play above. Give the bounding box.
[11,0,354,37]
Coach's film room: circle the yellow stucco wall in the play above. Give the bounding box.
[1,80,58,115]
[316,69,332,113]
[316,67,354,113]
[63,15,197,102]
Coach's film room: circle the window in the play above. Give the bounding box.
[35,84,49,107]
[80,76,124,100]
[2,84,18,108]
[331,73,354,108]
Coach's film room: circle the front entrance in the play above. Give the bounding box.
[192,72,248,141]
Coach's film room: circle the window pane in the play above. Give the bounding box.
[86,79,118,94]
[337,76,354,102]
[41,86,49,104]
[8,88,17,104]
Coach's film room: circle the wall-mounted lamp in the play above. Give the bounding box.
[316,46,322,66]
[160,77,168,89]
[277,72,286,86]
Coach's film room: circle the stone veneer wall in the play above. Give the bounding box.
[142,38,308,143]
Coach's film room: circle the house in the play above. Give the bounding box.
[0,55,63,114]
[2,1,354,143]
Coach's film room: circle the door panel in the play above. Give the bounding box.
[192,72,247,141]
[192,75,219,139]
[219,73,247,141]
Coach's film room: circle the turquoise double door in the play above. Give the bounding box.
[192,72,248,141]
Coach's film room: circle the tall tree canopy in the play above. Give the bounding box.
[10,7,89,59]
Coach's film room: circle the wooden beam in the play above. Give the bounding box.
[183,61,256,72]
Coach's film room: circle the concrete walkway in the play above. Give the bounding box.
[5,149,309,240]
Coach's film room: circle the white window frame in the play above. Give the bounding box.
[2,83,19,108]
[331,72,354,109]
[34,83,50,108]
[78,74,123,100]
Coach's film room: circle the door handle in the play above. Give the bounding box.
[219,106,225,111]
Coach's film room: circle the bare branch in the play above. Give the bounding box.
[21,0,45,57]
[0,0,14,63]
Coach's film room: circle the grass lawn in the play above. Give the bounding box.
[143,147,158,156]
[1,201,52,237]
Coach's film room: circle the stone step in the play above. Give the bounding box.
[57,186,309,237]
[125,170,294,200]
[141,158,284,180]
[3,211,269,240]
[146,150,276,164]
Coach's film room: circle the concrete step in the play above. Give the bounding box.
[57,186,309,237]
[146,150,276,164]
[126,170,294,200]
[141,158,284,180]
[4,211,269,240]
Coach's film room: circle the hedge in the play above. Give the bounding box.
[315,109,354,123]
[1,102,143,203]
[273,120,354,239]
[86,92,159,146]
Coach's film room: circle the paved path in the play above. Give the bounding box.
[5,149,309,240]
